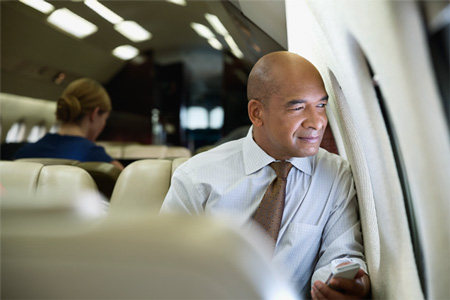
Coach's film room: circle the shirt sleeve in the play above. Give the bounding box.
[311,170,368,284]
[160,167,206,215]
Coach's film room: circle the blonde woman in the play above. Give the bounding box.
[15,78,124,170]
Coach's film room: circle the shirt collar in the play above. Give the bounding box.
[243,125,314,176]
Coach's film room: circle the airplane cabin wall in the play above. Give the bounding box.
[0,94,56,143]
[286,0,449,299]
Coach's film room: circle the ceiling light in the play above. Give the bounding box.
[47,8,98,38]
[190,22,215,39]
[19,0,54,14]
[224,35,244,59]
[166,0,187,6]
[84,0,123,24]
[205,13,228,36]
[112,45,139,60]
[208,38,223,50]
[114,21,152,42]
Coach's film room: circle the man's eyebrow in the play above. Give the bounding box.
[286,95,329,107]
[286,99,306,106]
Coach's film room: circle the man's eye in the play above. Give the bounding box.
[292,106,304,111]
[317,103,327,108]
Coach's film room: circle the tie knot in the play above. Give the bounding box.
[269,161,293,180]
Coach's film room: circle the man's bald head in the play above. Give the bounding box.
[247,51,323,105]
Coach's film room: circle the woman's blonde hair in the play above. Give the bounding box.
[56,78,112,123]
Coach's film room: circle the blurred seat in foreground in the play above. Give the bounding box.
[2,204,298,300]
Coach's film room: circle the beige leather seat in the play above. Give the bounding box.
[15,157,79,165]
[109,158,189,213]
[14,158,121,200]
[166,146,192,158]
[76,162,121,199]
[122,144,168,159]
[0,161,98,200]
[114,144,192,160]
[171,156,189,174]
[1,211,297,299]
[109,159,173,213]
[98,144,124,159]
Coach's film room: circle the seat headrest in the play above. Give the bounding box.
[15,157,80,165]
[2,212,297,299]
[0,161,99,201]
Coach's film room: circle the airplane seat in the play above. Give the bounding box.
[15,157,80,165]
[1,212,298,299]
[194,144,215,155]
[96,141,140,159]
[1,161,47,199]
[99,143,191,167]
[109,159,173,213]
[121,144,192,160]
[14,158,121,200]
[171,156,189,174]
[0,161,99,201]
[122,144,168,159]
[76,162,121,199]
[166,146,192,159]
[100,144,123,160]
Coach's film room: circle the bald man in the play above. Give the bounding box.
[161,51,370,299]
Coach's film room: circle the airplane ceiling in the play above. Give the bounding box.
[1,0,287,101]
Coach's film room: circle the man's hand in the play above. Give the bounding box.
[311,268,370,300]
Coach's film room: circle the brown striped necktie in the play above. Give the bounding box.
[253,161,293,245]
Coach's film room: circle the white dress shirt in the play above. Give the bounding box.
[161,127,367,298]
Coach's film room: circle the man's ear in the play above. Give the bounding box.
[89,107,101,122]
[248,99,264,127]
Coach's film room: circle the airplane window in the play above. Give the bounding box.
[185,106,208,130]
[5,121,26,143]
[366,59,426,295]
[49,123,60,133]
[209,106,224,129]
[27,124,46,142]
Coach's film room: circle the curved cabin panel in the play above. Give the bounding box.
[286,0,449,299]
[0,93,56,143]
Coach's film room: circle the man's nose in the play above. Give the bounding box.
[302,107,325,130]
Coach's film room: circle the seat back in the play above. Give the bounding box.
[15,157,80,165]
[1,161,45,199]
[0,161,98,200]
[14,158,121,200]
[1,212,298,299]
[76,162,121,199]
[171,156,189,174]
[109,159,172,213]
[97,142,192,160]
[123,144,168,159]
[166,146,192,159]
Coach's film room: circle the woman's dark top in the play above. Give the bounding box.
[14,133,113,162]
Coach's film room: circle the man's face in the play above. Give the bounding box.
[259,75,328,160]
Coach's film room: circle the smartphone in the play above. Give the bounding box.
[325,262,360,285]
